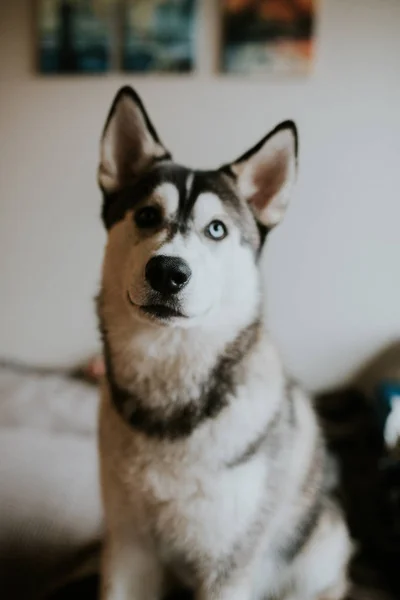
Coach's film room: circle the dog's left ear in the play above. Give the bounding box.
[98,86,171,193]
[223,121,298,228]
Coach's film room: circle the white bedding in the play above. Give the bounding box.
[0,365,102,599]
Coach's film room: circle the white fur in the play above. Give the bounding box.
[154,182,179,218]
[192,192,225,227]
[186,172,195,197]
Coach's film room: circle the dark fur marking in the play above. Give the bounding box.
[281,437,325,562]
[256,222,269,253]
[98,305,262,440]
[214,511,266,588]
[102,162,184,229]
[226,408,282,468]
[281,495,323,562]
[286,380,297,428]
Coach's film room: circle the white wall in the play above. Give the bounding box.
[0,0,399,391]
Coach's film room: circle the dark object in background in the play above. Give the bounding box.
[315,387,400,599]
[48,575,98,600]
[47,575,193,600]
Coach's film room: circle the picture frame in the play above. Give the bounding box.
[221,0,316,76]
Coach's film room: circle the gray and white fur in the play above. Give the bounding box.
[97,86,352,600]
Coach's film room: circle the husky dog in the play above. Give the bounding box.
[97,86,352,600]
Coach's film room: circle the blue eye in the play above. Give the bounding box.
[135,206,162,229]
[205,220,227,241]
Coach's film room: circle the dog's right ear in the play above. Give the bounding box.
[221,121,298,229]
[98,86,171,193]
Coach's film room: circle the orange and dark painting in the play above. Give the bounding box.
[222,0,316,75]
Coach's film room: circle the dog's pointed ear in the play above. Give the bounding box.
[98,86,171,193]
[222,121,298,228]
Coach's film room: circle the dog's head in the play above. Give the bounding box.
[98,86,297,330]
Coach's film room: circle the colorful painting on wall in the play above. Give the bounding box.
[37,0,113,74]
[221,0,316,76]
[123,0,196,73]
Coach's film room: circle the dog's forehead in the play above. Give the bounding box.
[113,164,242,220]
[145,163,243,220]
[103,163,259,245]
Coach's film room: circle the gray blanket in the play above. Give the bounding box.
[0,364,102,599]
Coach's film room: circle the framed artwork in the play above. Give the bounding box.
[123,0,196,73]
[221,0,316,76]
[37,0,114,74]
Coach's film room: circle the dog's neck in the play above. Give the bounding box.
[103,312,260,394]
[99,299,266,439]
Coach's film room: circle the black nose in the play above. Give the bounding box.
[145,256,191,296]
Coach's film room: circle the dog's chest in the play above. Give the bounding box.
[100,337,284,565]
[131,442,267,559]
[101,393,269,562]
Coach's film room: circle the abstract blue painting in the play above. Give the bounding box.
[38,0,112,74]
[123,0,196,73]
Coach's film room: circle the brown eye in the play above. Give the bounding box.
[205,220,227,241]
[135,206,162,229]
